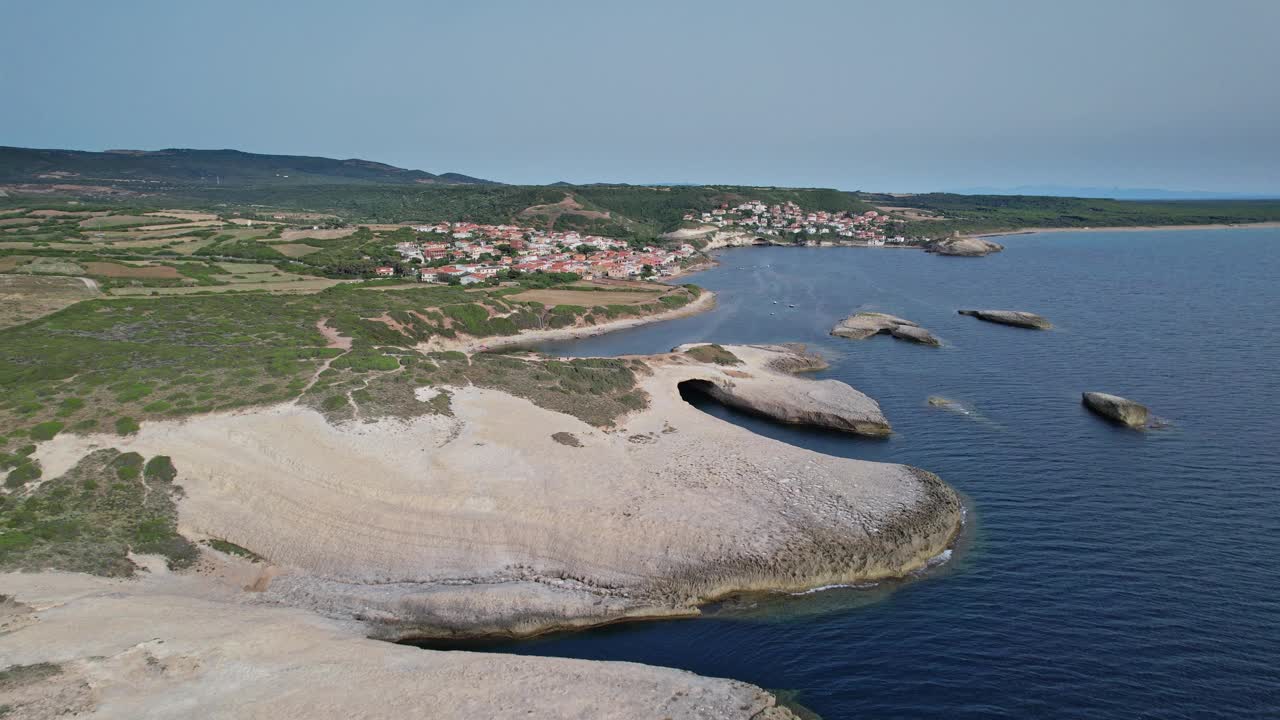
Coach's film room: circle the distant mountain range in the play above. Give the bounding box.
[0,146,495,187]
[949,184,1278,200]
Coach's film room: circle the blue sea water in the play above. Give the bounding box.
[466,229,1280,718]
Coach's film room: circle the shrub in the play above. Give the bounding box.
[683,344,742,365]
[114,417,140,436]
[205,538,264,562]
[56,398,85,417]
[143,456,177,483]
[28,421,65,441]
[5,461,41,488]
[112,383,154,403]
[113,452,144,481]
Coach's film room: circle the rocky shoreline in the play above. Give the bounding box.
[25,346,961,642]
[10,325,963,717]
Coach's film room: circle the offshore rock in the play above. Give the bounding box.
[927,236,1004,256]
[958,309,1052,329]
[1082,391,1150,428]
[831,312,939,346]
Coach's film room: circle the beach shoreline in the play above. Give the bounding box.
[422,288,718,353]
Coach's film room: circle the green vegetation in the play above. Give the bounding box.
[0,146,491,188]
[0,276,692,440]
[684,343,742,365]
[0,662,62,691]
[424,353,649,426]
[204,538,264,562]
[27,421,64,441]
[5,461,41,489]
[0,449,197,575]
[143,455,177,483]
[861,193,1280,237]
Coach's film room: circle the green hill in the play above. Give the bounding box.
[0,146,495,188]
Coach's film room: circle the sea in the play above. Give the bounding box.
[460,228,1280,719]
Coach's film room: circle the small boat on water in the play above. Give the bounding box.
[788,304,796,308]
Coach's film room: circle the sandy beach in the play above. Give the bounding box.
[422,288,717,353]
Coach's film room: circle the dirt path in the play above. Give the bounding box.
[300,318,354,396]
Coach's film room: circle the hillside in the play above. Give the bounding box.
[0,146,494,188]
[3,145,1280,242]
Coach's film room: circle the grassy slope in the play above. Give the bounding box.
[860,192,1280,236]
[0,281,697,445]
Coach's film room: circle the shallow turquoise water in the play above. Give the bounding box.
[451,229,1280,719]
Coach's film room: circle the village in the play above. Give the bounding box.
[685,200,905,246]
[386,222,698,284]
[382,201,909,284]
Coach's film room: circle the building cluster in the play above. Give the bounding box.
[386,222,697,284]
[684,201,904,245]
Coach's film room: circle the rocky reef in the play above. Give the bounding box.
[830,312,940,346]
[959,309,1053,329]
[1082,391,1150,428]
[926,236,1005,257]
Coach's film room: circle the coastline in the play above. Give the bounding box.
[422,288,717,353]
[970,220,1280,239]
[28,344,962,643]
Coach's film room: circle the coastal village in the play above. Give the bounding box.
[685,200,905,245]
[389,222,698,284]
[388,201,906,283]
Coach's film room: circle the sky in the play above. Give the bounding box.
[2,0,1278,194]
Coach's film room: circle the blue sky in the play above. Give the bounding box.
[2,0,1277,193]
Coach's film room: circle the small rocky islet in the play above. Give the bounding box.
[1081,391,1151,428]
[958,309,1053,329]
[925,235,1005,257]
[830,312,940,346]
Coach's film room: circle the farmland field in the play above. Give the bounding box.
[108,278,344,295]
[0,274,99,328]
[78,214,175,229]
[271,243,323,257]
[82,261,182,279]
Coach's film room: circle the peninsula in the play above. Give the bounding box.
[1,250,961,718]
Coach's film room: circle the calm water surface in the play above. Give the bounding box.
[473,229,1280,718]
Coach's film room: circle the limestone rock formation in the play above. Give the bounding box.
[31,342,961,644]
[831,312,940,346]
[926,236,1004,257]
[0,570,800,720]
[890,324,942,346]
[1082,391,1150,428]
[674,343,892,434]
[958,309,1052,329]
